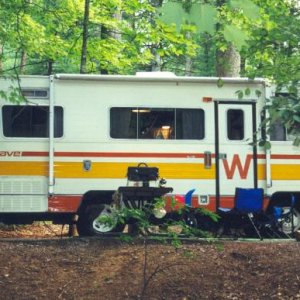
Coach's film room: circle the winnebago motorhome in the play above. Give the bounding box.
[0,73,299,236]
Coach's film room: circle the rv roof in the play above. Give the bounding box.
[135,71,177,77]
[54,73,265,85]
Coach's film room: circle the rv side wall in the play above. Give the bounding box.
[4,74,298,221]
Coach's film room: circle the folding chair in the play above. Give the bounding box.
[219,188,264,239]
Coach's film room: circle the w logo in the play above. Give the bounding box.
[222,154,252,179]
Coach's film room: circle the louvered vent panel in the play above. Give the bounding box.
[0,177,48,212]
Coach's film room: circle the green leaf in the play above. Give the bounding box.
[264,141,271,150]
[229,0,260,20]
[293,137,300,147]
[293,115,300,123]
[245,87,251,96]
[189,4,217,34]
[159,3,189,31]
[217,78,224,88]
[255,90,262,98]
[235,90,244,99]
[159,3,217,34]
[223,25,247,50]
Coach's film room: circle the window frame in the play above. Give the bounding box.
[2,105,64,139]
[110,106,205,141]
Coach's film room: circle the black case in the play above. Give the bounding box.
[127,163,158,182]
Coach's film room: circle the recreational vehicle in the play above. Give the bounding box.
[0,73,299,236]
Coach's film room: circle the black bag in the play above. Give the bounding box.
[127,163,158,182]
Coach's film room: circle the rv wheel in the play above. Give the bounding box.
[183,211,198,228]
[77,204,124,236]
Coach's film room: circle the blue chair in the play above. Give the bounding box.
[235,188,264,214]
[219,188,264,239]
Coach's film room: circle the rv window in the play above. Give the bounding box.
[227,109,244,140]
[2,105,63,138]
[110,107,205,140]
[110,107,137,138]
[270,120,300,142]
[138,108,175,139]
[270,120,286,141]
[176,109,204,140]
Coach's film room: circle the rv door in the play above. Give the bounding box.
[215,101,258,209]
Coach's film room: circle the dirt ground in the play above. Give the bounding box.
[0,224,300,300]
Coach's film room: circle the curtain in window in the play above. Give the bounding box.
[110,108,136,138]
[177,109,204,139]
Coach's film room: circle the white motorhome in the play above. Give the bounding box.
[0,73,299,235]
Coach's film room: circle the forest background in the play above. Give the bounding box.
[0,0,300,136]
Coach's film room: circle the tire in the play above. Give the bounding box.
[77,204,125,236]
[184,211,198,228]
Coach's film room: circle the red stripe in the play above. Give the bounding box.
[22,151,300,160]
[48,195,82,213]
[22,151,206,158]
[271,154,300,159]
[22,151,49,157]
[48,194,270,213]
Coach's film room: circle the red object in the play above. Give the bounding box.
[202,97,212,102]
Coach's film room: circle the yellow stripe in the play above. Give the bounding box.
[271,164,300,180]
[0,161,215,179]
[0,161,297,181]
[54,162,216,179]
[0,162,48,176]
[257,164,266,180]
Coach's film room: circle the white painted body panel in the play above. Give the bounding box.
[0,74,298,214]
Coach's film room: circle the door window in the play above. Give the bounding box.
[227,109,244,140]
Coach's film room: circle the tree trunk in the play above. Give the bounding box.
[19,50,26,74]
[185,31,192,76]
[215,0,241,77]
[99,10,122,74]
[151,53,162,71]
[0,45,3,73]
[47,60,53,75]
[216,43,241,77]
[111,11,122,41]
[185,56,192,76]
[80,0,90,74]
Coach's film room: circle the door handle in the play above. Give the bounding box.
[204,151,212,169]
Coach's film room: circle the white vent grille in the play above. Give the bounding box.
[21,89,49,99]
[0,177,48,212]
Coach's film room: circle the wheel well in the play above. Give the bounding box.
[267,191,300,213]
[77,190,115,215]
